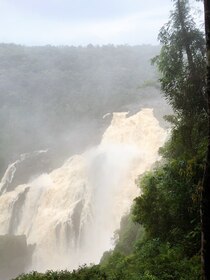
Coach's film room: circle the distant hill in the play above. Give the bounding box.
[0,44,169,176]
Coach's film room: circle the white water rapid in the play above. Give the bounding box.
[0,108,167,272]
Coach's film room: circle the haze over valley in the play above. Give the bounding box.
[0,43,171,279]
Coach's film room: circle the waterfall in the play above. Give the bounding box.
[0,150,48,195]
[0,108,167,272]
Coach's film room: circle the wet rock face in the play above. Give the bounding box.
[0,235,35,280]
[0,150,51,195]
[8,151,51,191]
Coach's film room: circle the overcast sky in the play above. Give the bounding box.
[0,0,203,46]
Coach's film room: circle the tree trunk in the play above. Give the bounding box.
[201,0,210,279]
[177,0,195,72]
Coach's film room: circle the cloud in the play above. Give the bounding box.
[0,0,196,46]
[1,0,172,21]
[0,13,166,46]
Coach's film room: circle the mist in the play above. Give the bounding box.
[0,44,170,174]
[0,42,172,279]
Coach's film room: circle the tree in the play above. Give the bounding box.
[201,0,210,279]
[153,0,206,113]
[153,1,210,277]
[133,160,202,256]
[152,0,207,158]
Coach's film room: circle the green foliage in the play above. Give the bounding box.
[100,239,201,280]
[133,239,201,280]
[152,0,206,116]
[159,113,208,160]
[112,214,144,255]
[13,265,107,280]
[133,158,202,256]
[152,0,207,160]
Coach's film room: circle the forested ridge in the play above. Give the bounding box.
[3,0,210,279]
[0,43,164,177]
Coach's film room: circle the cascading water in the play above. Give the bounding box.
[0,108,167,272]
[0,150,48,195]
